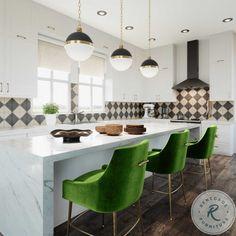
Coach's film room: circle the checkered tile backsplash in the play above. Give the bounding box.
[0,86,234,128]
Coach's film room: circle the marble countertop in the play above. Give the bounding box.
[0,121,200,161]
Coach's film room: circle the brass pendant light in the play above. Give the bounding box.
[65,0,94,61]
[140,0,159,78]
[110,0,133,71]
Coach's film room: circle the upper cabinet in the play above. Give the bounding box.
[34,4,75,41]
[209,31,235,101]
[0,0,37,98]
[143,44,177,102]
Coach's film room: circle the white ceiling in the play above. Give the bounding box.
[33,0,236,49]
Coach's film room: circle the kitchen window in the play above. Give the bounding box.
[79,55,105,113]
[33,39,71,113]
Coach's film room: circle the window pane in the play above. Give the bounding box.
[79,75,91,84]
[33,80,51,112]
[92,76,104,85]
[53,70,69,81]
[38,67,51,78]
[79,85,91,111]
[92,86,103,111]
[53,82,69,112]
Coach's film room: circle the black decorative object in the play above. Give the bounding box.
[51,129,92,143]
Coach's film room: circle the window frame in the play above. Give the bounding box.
[78,75,105,113]
[33,36,71,114]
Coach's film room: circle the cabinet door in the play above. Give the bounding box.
[35,3,75,40]
[209,32,234,101]
[6,0,34,39]
[0,0,5,34]
[0,34,5,96]
[6,35,37,98]
[210,60,232,101]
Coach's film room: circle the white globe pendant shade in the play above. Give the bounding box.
[65,31,94,61]
[110,47,133,71]
[140,58,159,78]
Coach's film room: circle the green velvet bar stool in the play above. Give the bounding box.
[63,140,149,236]
[186,125,217,190]
[146,130,189,220]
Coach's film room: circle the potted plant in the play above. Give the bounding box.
[43,103,59,126]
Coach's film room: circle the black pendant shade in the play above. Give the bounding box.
[111,47,132,58]
[66,31,93,44]
[141,58,158,67]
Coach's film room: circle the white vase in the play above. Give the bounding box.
[45,114,57,126]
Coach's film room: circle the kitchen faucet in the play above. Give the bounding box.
[72,111,84,124]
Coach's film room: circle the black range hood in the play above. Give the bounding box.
[172,40,209,90]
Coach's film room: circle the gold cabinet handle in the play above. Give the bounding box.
[138,160,149,167]
[16,34,27,40]
[6,83,9,93]
[47,26,56,31]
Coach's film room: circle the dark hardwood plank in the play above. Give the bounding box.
[54,155,236,236]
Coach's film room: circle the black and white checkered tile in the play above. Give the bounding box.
[0,87,234,128]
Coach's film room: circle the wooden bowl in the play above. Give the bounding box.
[124,127,146,135]
[50,129,92,143]
[95,126,106,134]
[126,124,144,129]
[105,124,123,136]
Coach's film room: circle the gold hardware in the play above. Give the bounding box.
[111,55,132,59]
[47,26,55,31]
[6,83,9,93]
[65,40,93,46]
[16,35,27,40]
[138,160,149,166]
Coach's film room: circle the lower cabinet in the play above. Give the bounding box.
[201,121,234,156]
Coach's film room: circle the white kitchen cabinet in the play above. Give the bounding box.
[201,121,234,156]
[34,3,74,41]
[6,0,35,39]
[209,31,235,101]
[5,35,37,98]
[143,44,177,102]
[0,0,5,34]
[0,0,37,98]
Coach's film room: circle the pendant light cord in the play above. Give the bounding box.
[77,0,82,32]
[120,0,124,48]
[148,0,151,58]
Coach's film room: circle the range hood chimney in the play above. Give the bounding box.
[172,40,209,90]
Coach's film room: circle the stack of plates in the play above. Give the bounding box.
[124,124,146,135]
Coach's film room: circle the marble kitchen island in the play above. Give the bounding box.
[0,120,200,236]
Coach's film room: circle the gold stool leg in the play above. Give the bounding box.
[152,172,155,192]
[180,172,187,205]
[112,212,117,236]
[168,174,173,221]
[101,213,105,229]
[66,201,72,236]
[137,200,144,236]
[208,159,213,185]
[203,160,208,190]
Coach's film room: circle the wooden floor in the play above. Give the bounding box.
[54,155,236,236]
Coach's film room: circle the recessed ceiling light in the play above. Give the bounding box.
[181,29,190,33]
[149,37,156,41]
[97,10,107,16]
[125,26,134,30]
[222,17,233,23]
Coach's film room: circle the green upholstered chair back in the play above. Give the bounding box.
[98,140,149,212]
[152,130,189,174]
[187,125,217,159]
